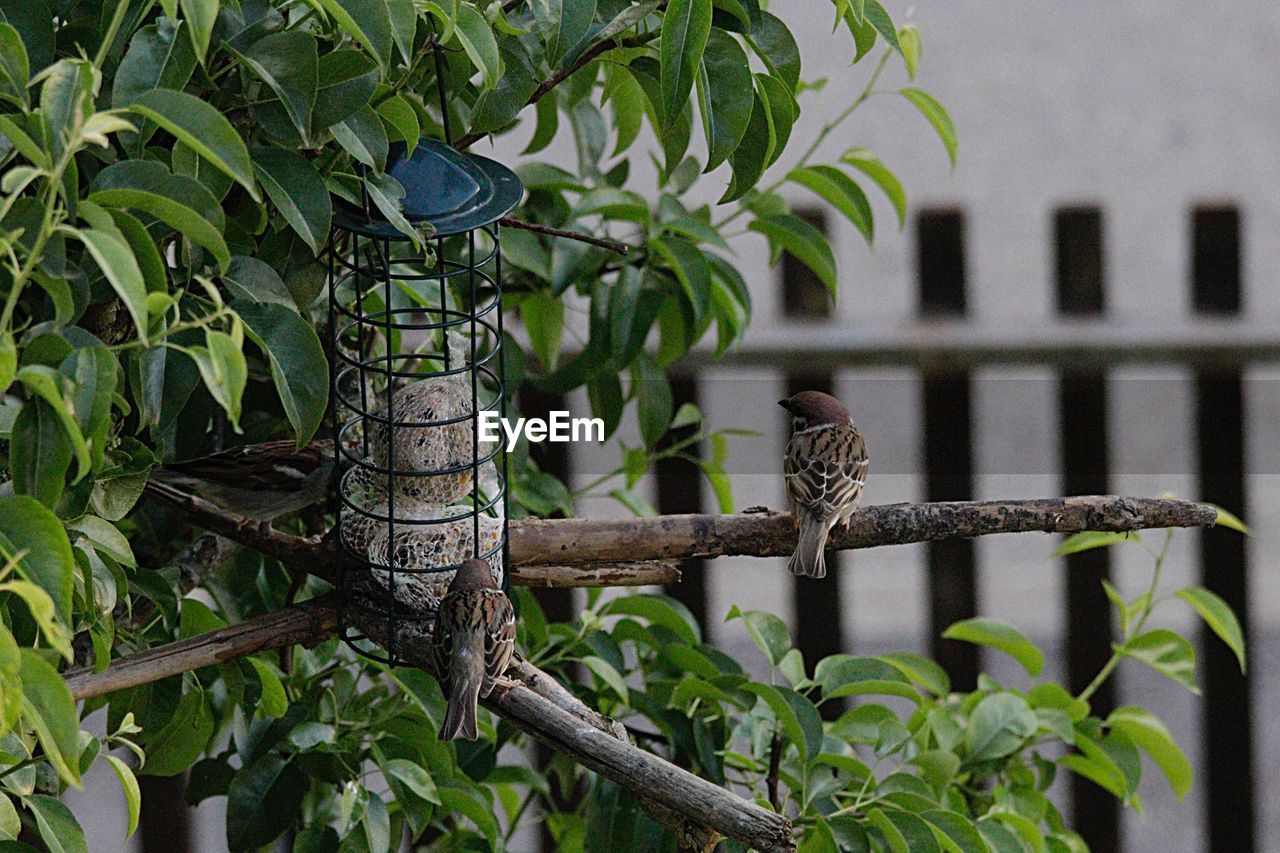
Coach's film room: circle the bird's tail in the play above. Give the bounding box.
[440,649,485,741]
[789,514,831,579]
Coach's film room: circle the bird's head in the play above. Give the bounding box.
[448,557,499,593]
[779,391,852,433]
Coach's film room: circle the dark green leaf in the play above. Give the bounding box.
[312,49,379,129]
[522,290,564,372]
[316,0,393,66]
[533,0,596,65]
[112,22,198,108]
[0,22,29,108]
[11,400,72,506]
[1107,706,1192,799]
[332,104,389,170]
[842,147,907,228]
[748,214,837,298]
[233,300,329,446]
[697,29,752,172]
[660,0,712,124]
[454,3,500,89]
[226,753,308,851]
[649,235,710,325]
[632,353,672,448]
[19,649,81,786]
[0,496,75,624]
[787,164,873,242]
[23,795,87,853]
[746,12,799,91]
[180,0,219,63]
[720,86,769,202]
[252,148,332,255]
[230,31,318,139]
[142,689,214,776]
[89,160,230,271]
[127,89,260,200]
[376,93,420,150]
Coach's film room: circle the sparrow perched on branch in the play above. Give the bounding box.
[431,558,516,741]
[779,391,868,579]
[151,439,334,522]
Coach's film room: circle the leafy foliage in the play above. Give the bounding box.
[0,0,1237,851]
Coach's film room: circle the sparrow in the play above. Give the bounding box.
[779,391,868,579]
[150,439,334,522]
[431,557,516,741]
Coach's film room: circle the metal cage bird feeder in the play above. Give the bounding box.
[327,139,522,664]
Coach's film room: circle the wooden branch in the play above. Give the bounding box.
[509,496,1217,565]
[499,217,631,255]
[67,591,792,850]
[65,596,339,701]
[141,481,678,586]
[349,595,793,851]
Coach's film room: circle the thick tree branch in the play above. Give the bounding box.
[66,594,792,851]
[65,596,339,700]
[509,496,1217,565]
[148,486,1216,577]
[499,217,631,255]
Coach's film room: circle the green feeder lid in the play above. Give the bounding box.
[334,138,523,238]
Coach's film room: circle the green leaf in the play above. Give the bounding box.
[1107,706,1192,799]
[900,87,957,168]
[0,496,75,624]
[649,235,710,325]
[922,810,990,853]
[185,330,248,428]
[89,160,230,272]
[582,655,630,703]
[898,24,920,79]
[226,752,307,851]
[1050,530,1138,557]
[741,681,809,763]
[733,608,791,667]
[40,59,93,160]
[253,148,332,255]
[720,86,770,203]
[842,147,907,228]
[863,1,901,55]
[19,650,81,787]
[382,757,440,803]
[376,93,419,151]
[142,689,214,776]
[103,754,141,839]
[23,794,87,853]
[230,32,318,139]
[316,0,393,66]
[787,164,873,243]
[232,300,329,446]
[111,21,197,108]
[0,22,29,108]
[363,171,417,242]
[875,652,950,695]
[532,0,596,65]
[312,49,379,129]
[71,228,150,344]
[180,0,219,63]
[632,354,673,449]
[660,0,712,124]
[248,658,287,717]
[0,791,18,840]
[0,579,71,661]
[11,400,73,507]
[697,28,752,172]
[68,515,135,568]
[454,3,500,89]
[522,290,564,371]
[747,12,800,92]
[1206,503,1249,534]
[222,255,297,312]
[867,807,909,853]
[603,594,700,645]
[332,104,388,170]
[127,89,259,201]
[965,693,1037,762]
[942,617,1044,676]
[1176,586,1246,673]
[0,329,13,391]
[1117,629,1200,694]
[749,214,838,298]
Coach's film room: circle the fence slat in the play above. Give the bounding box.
[917,210,979,690]
[1193,206,1255,853]
[659,378,708,625]
[1054,207,1121,851]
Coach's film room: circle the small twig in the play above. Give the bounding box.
[499,217,631,255]
[766,729,784,811]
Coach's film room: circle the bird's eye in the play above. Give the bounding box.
[794,416,806,430]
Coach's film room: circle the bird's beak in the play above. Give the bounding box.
[777,399,790,412]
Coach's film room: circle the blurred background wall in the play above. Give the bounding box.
[66,2,1280,850]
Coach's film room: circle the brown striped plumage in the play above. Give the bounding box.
[152,439,334,521]
[780,391,868,578]
[431,558,516,741]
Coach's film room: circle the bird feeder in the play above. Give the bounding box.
[327,138,522,664]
